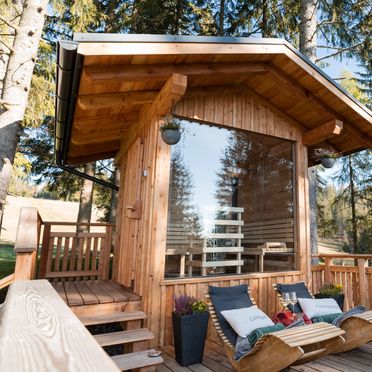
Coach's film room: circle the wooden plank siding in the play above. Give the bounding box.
[159,271,304,346]
[114,89,310,347]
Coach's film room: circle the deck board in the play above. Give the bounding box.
[53,279,138,306]
[159,342,372,372]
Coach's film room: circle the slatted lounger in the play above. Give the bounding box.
[206,284,345,372]
[273,281,372,352]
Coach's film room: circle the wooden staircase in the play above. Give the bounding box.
[79,310,163,371]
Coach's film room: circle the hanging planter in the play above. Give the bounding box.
[160,116,182,145]
[313,147,339,169]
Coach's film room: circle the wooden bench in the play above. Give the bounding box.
[166,223,195,277]
[0,280,120,372]
[242,218,294,272]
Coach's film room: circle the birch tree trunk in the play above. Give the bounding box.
[299,0,318,261]
[77,162,96,233]
[0,0,48,235]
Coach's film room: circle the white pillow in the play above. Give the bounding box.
[298,298,342,318]
[221,306,274,338]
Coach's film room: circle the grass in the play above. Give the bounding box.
[0,240,16,279]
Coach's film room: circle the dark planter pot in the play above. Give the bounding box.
[161,129,181,145]
[172,311,209,366]
[314,293,344,311]
[321,157,336,168]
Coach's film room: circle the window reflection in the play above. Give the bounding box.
[165,119,295,278]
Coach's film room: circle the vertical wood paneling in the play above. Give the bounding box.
[160,271,305,346]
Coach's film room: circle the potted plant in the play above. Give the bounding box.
[172,295,209,366]
[313,147,339,168]
[160,115,182,145]
[314,283,344,310]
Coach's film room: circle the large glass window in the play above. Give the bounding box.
[165,119,295,278]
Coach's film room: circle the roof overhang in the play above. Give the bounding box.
[55,34,372,166]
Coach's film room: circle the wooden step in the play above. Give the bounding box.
[94,328,154,347]
[111,349,163,370]
[79,311,147,326]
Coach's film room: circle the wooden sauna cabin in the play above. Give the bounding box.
[52,34,372,352]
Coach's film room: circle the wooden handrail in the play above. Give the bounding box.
[0,280,120,371]
[42,221,115,227]
[0,273,15,289]
[311,253,372,309]
[313,254,372,259]
[13,207,41,280]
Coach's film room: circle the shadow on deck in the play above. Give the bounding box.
[159,342,372,372]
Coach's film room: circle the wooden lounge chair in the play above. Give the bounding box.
[206,284,345,372]
[273,281,372,352]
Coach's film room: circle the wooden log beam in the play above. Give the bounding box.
[116,73,187,163]
[67,151,118,165]
[74,113,139,130]
[84,62,268,83]
[302,119,343,146]
[69,140,120,157]
[71,122,135,145]
[77,91,157,111]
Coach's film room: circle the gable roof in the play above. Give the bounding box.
[55,34,372,165]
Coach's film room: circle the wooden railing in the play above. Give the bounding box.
[0,280,119,371]
[311,254,372,310]
[38,221,115,281]
[3,207,115,286]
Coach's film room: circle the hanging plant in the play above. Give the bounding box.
[313,147,340,168]
[160,115,182,145]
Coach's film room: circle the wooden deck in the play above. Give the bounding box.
[159,342,372,372]
[52,279,140,307]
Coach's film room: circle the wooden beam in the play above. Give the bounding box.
[74,114,139,130]
[77,91,157,111]
[302,119,343,146]
[69,140,120,157]
[71,125,131,145]
[73,120,137,136]
[67,151,118,165]
[84,62,268,83]
[116,73,187,163]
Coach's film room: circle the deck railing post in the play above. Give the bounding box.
[324,257,332,283]
[39,223,51,278]
[358,258,368,307]
[14,207,41,280]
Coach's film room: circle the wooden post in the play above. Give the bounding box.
[39,223,51,278]
[324,257,332,284]
[358,258,368,307]
[13,207,41,280]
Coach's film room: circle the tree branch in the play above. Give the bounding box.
[315,42,364,62]
[0,15,18,31]
[0,39,14,53]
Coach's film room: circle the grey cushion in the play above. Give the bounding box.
[276,282,313,313]
[209,284,254,345]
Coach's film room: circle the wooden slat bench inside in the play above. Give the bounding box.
[242,218,295,272]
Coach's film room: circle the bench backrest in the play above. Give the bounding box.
[241,218,294,248]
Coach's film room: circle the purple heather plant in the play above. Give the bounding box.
[174,295,207,315]
[174,295,195,316]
